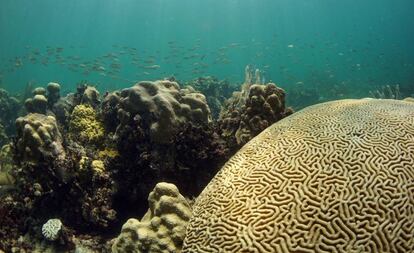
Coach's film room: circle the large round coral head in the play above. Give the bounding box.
[183,98,414,253]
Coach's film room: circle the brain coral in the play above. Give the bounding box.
[183,99,414,253]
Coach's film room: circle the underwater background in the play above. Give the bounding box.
[1,0,414,104]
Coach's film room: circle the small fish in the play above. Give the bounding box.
[143,65,160,70]
[287,44,294,48]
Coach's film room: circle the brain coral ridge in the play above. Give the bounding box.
[183,98,414,253]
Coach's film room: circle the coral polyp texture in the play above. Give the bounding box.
[69,104,105,145]
[183,99,414,253]
[112,182,192,253]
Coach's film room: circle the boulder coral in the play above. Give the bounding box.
[112,182,192,253]
[219,66,293,150]
[14,113,65,163]
[117,80,211,144]
[183,99,414,253]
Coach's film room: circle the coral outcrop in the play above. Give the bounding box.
[14,113,65,164]
[112,182,192,253]
[46,82,61,106]
[116,80,211,144]
[183,99,414,253]
[219,66,293,150]
[185,76,237,119]
[112,80,228,221]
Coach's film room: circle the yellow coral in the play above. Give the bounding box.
[98,148,119,160]
[91,160,105,173]
[78,156,89,172]
[69,104,105,145]
[78,156,105,174]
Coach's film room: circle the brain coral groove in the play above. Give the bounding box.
[182,99,414,253]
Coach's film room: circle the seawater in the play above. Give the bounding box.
[0,0,413,101]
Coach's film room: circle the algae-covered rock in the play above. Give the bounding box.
[112,182,192,253]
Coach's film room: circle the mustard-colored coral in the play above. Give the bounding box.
[78,156,105,174]
[78,156,90,172]
[69,104,105,145]
[98,148,119,160]
[91,160,105,173]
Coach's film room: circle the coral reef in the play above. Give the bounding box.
[112,182,192,253]
[112,80,229,221]
[0,195,32,252]
[0,124,7,148]
[0,145,14,186]
[185,76,237,119]
[73,84,101,108]
[183,99,414,253]
[1,75,292,252]
[219,66,293,151]
[0,89,21,146]
[101,91,121,132]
